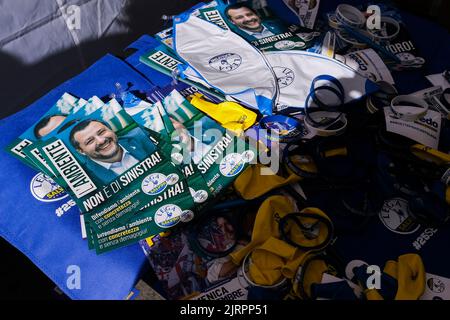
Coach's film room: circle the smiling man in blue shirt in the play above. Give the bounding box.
[225,3,284,41]
[70,119,155,183]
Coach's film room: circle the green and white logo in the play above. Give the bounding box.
[154,204,183,228]
[142,173,179,196]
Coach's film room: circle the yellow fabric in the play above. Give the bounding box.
[324,147,348,158]
[233,164,301,200]
[281,249,310,279]
[230,196,332,286]
[284,155,318,178]
[394,254,426,300]
[298,259,328,298]
[365,254,426,300]
[365,289,384,300]
[250,237,296,286]
[190,94,257,134]
[230,195,295,265]
[446,187,450,206]
[410,144,450,166]
[282,207,332,250]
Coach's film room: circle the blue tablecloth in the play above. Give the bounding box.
[0,0,449,299]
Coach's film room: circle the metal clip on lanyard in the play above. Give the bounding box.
[283,139,319,179]
[389,95,429,122]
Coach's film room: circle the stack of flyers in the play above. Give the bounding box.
[139,43,225,102]
[199,0,321,52]
[153,0,321,53]
[6,86,257,254]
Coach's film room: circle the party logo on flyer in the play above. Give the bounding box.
[154,204,183,228]
[379,198,420,234]
[190,188,208,203]
[273,66,295,88]
[209,53,242,72]
[142,173,178,196]
[274,40,298,50]
[30,173,68,203]
[219,151,253,178]
[428,278,445,293]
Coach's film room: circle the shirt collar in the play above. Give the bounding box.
[91,145,128,170]
[242,24,269,36]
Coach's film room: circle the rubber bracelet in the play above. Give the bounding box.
[390,95,429,122]
[310,76,345,109]
[336,4,366,28]
[304,111,348,137]
[283,140,319,179]
[367,16,400,42]
[327,13,341,30]
[442,88,450,109]
[366,81,398,114]
[241,251,288,289]
[335,29,367,49]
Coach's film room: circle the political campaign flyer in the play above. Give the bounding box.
[86,184,197,254]
[157,87,257,198]
[120,92,171,141]
[155,27,174,49]
[21,96,105,179]
[37,103,195,234]
[124,93,213,211]
[201,0,321,52]
[6,93,83,170]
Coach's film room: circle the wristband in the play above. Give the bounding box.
[390,95,429,122]
[335,29,367,49]
[367,16,400,42]
[304,111,348,137]
[366,81,398,114]
[335,4,366,28]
